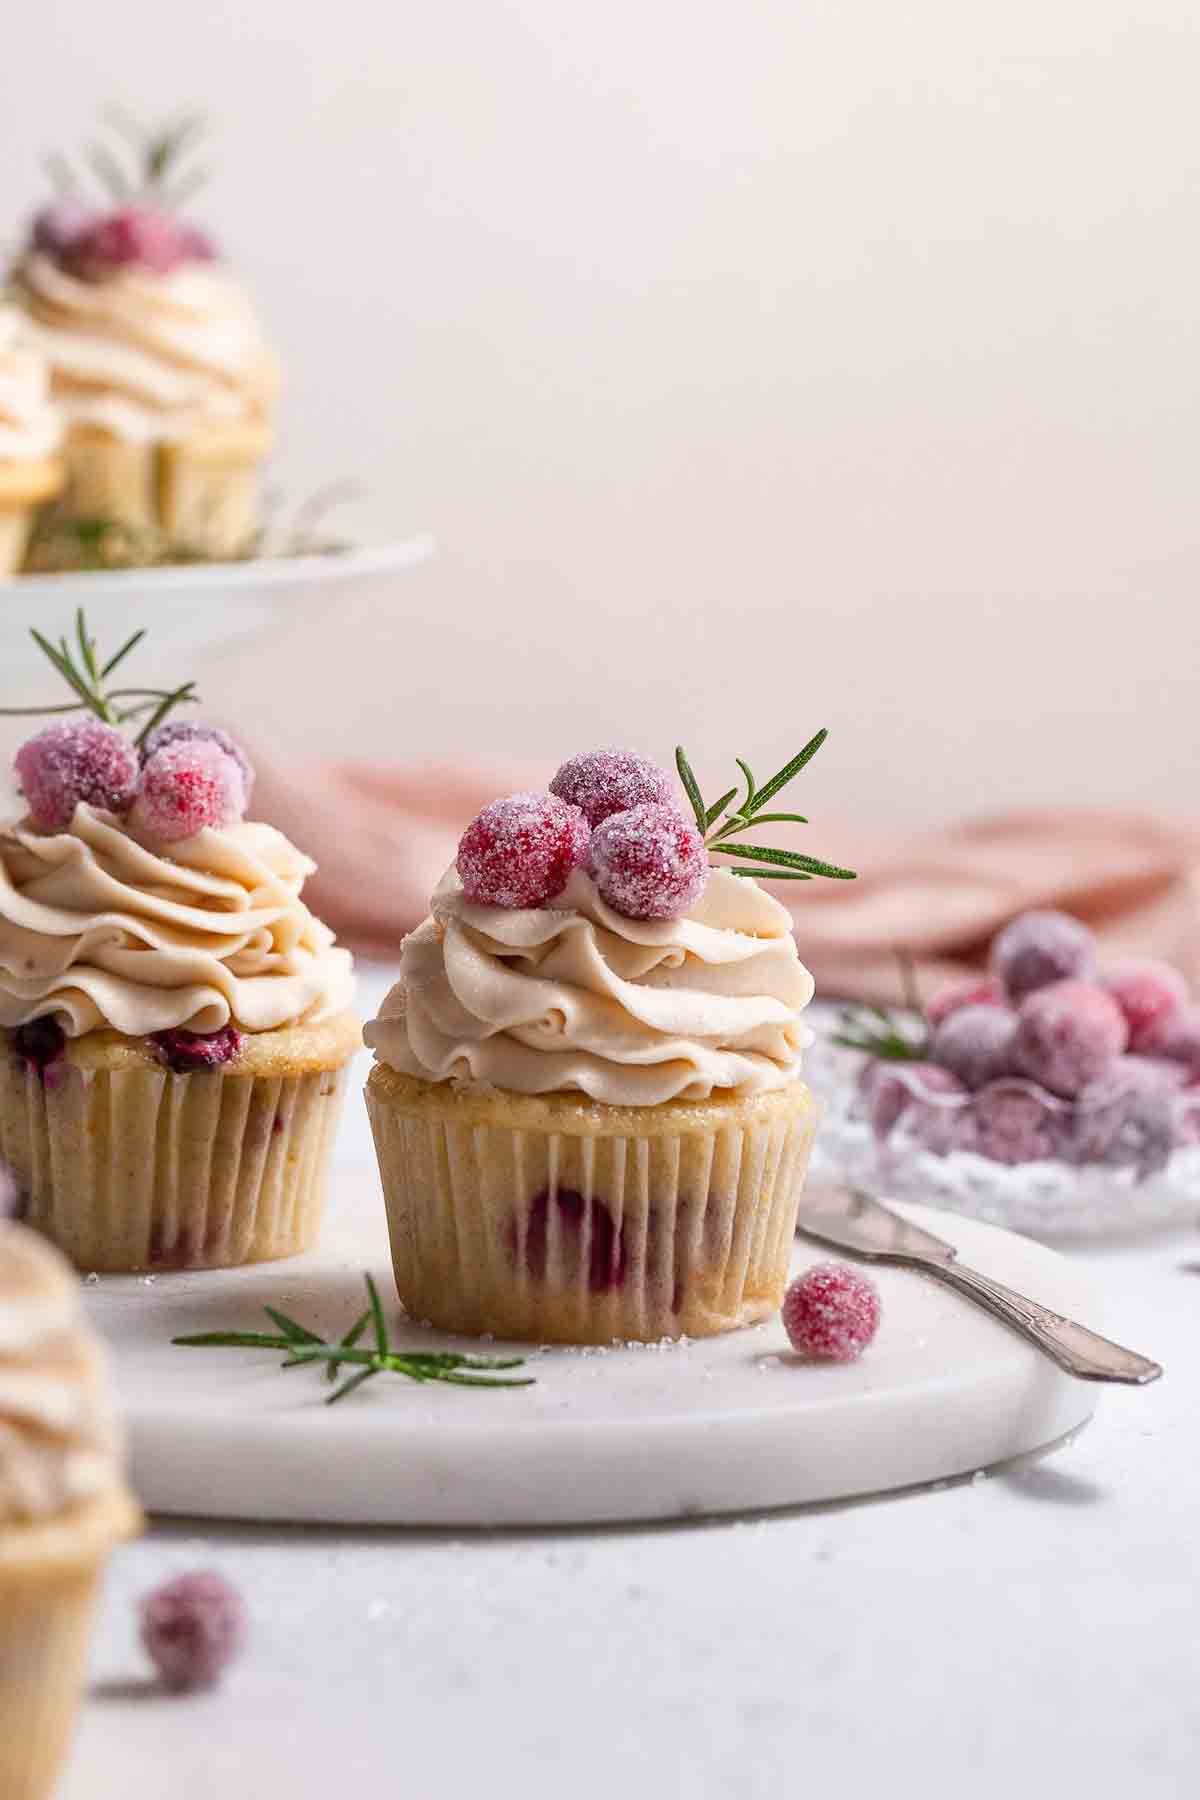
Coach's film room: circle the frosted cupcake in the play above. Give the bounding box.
[11,116,277,561]
[0,304,64,575]
[0,1212,141,1800]
[0,618,357,1271]
[366,741,853,1343]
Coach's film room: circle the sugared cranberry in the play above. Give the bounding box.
[151,1025,242,1074]
[457,792,589,909]
[1012,979,1128,1098]
[992,910,1096,1003]
[589,802,708,921]
[782,1262,881,1363]
[961,1081,1061,1166]
[1139,1003,1200,1079]
[520,1188,626,1293]
[67,205,191,279]
[930,1004,1017,1091]
[140,720,253,805]
[31,199,96,260]
[136,740,245,842]
[1069,1057,1177,1178]
[925,975,1005,1028]
[15,720,139,832]
[140,1570,246,1690]
[548,749,678,829]
[14,1016,66,1080]
[176,222,218,263]
[1099,959,1188,1052]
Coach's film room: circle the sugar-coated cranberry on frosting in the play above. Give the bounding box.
[589,803,708,921]
[140,720,254,803]
[549,748,678,828]
[15,720,139,832]
[457,792,590,909]
[135,739,245,842]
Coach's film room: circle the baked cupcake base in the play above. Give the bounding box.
[366,1065,819,1344]
[59,420,272,559]
[0,1487,141,1800]
[0,457,64,576]
[0,1013,359,1272]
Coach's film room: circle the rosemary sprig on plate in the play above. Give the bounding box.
[0,608,198,746]
[173,1274,535,1403]
[675,733,857,884]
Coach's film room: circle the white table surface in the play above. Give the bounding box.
[64,969,1200,1800]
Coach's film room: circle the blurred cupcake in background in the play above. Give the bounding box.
[11,111,278,564]
[0,304,64,577]
[0,1207,141,1800]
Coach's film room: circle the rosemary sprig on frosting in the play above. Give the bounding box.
[174,1275,535,1403]
[46,109,211,210]
[675,734,857,884]
[0,609,198,746]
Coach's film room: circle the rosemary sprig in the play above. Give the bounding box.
[0,609,198,747]
[675,736,857,884]
[173,1274,535,1404]
[45,109,211,210]
[831,954,931,1060]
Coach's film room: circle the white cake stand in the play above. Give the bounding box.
[84,1182,1099,1527]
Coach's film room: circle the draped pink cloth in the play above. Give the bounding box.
[253,754,1200,1003]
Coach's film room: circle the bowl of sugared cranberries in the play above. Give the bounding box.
[808,909,1200,1241]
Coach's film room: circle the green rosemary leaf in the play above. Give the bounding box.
[43,151,79,196]
[0,702,87,717]
[365,1273,389,1357]
[735,811,809,828]
[747,730,828,815]
[674,746,708,835]
[264,1306,323,1346]
[728,867,811,880]
[100,628,146,678]
[326,1366,381,1406]
[435,1370,538,1389]
[703,786,738,829]
[327,1309,371,1383]
[173,1331,294,1350]
[734,758,756,815]
[88,142,133,201]
[133,682,198,749]
[715,842,856,879]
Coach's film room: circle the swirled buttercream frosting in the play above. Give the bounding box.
[0,1222,122,1524]
[12,252,276,444]
[0,304,62,462]
[365,866,813,1105]
[0,804,353,1037]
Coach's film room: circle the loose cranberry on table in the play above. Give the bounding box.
[140,1570,247,1690]
[929,1003,1017,1091]
[15,720,139,832]
[549,749,678,828]
[136,739,246,842]
[783,1263,881,1364]
[925,975,1005,1028]
[1012,979,1128,1098]
[1099,960,1188,1051]
[457,791,590,908]
[140,720,254,805]
[991,910,1096,1003]
[589,802,708,920]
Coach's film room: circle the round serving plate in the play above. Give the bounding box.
[1,534,436,670]
[85,1182,1099,1528]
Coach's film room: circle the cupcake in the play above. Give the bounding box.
[0,619,357,1271]
[365,743,854,1343]
[0,1214,141,1800]
[0,304,64,575]
[11,116,277,562]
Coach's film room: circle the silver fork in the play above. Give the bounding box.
[797,1184,1162,1386]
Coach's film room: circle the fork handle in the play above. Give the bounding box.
[924,1260,1162,1385]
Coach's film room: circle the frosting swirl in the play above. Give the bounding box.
[0,1222,122,1524]
[0,805,353,1037]
[12,252,276,444]
[0,304,63,462]
[365,867,813,1105]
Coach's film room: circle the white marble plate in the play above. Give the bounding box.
[84,1182,1098,1526]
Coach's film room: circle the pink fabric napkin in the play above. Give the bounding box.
[253,753,1200,1003]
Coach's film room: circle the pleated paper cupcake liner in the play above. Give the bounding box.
[0,1489,140,1800]
[366,1068,820,1344]
[0,1055,351,1272]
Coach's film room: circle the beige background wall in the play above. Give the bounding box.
[2,2,1198,829]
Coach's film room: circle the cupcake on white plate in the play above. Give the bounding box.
[11,112,277,563]
[0,303,64,576]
